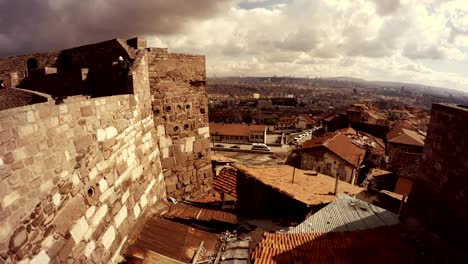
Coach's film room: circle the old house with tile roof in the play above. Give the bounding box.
[296,114,316,129]
[298,133,366,183]
[233,164,363,219]
[209,123,267,144]
[274,116,296,130]
[386,127,425,164]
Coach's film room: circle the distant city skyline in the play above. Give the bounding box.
[2,0,468,91]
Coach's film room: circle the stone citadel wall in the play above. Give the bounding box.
[407,103,468,247]
[0,38,211,263]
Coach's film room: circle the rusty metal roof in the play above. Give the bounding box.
[131,217,220,263]
[213,167,238,199]
[288,195,399,234]
[163,202,237,225]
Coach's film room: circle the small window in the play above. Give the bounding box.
[27,58,38,72]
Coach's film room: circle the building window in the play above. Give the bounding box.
[27,58,38,72]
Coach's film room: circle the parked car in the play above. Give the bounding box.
[214,144,225,148]
[251,143,271,151]
[230,145,240,149]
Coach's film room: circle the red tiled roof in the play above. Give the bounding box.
[323,114,338,122]
[211,154,237,163]
[326,133,366,166]
[392,120,417,130]
[251,226,432,263]
[298,114,316,125]
[302,133,366,168]
[387,128,424,146]
[213,167,237,198]
[209,123,266,137]
[302,133,335,148]
[233,165,363,206]
[368,168,392,178]
[338,127,357,135]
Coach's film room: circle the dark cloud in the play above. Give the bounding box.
[0,0,234,56]
[274,27,319,52]
[370,0,400,15]
[402,43,447,60]
[239,0,292,10]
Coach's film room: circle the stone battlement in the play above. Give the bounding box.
[0,38,212,263]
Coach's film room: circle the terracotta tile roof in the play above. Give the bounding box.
[213,167,237,198]
[392,120,418,131]
[251,226,432,263]
[288,195,399,234]
[298,114,316,125]
[387,128,424,146]
[368,168,393,178]
[325,133,366,166]
[322,114,338,122]
[211,154,237,163]
[337,127,357,135]
[302,133,335,148]
[302,133,366,168]
[233,165,363,206]
[163,202,237,225]
[370,137,385,155]
[188,191,223,203]
[209,123,266,137]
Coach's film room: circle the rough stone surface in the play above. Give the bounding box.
[0,37,211,263]
[8,227,27,254]
[407,103,468,247]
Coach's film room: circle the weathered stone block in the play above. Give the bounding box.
[70,217,89,244]
[161,157,175,169]
[74,135,93,153]
[101,226,115,250]
[91,204,108,227]
[114,206,128,228]
[80,106,94,117]
[53,195,86,236]
[8,226,27,254]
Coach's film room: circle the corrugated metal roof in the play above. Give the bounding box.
[131,217,220,263]
[163,202,237,225]
[288,195,399,234]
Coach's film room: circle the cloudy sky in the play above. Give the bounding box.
[2,0,468,91]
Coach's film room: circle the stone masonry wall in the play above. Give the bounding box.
[407,103,468,245]
[147,49,212,199]
[0,52,166,263]
[0,51,61,87]
[0,39,131,90]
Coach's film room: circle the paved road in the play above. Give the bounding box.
[211,142,292,153]
[211,150,284,166]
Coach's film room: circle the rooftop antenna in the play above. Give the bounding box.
[334,173,339,195]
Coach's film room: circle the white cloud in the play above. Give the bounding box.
[3,0,468,91]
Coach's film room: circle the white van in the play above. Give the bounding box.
[251,143,271,151]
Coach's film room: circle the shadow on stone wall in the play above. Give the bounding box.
[0,88,49,111]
